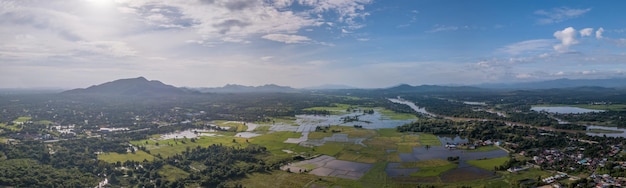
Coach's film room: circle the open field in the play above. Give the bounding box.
[13,116,32,123]
[417,133,442,146]
[378,108,418,120]
[257,116,298,126]
[533,104,626,111]
[98,150,155,163]
[466,156,509,170]
[212,120,247,132]
[308,126,377,139]
[303,103,353,114]
[131,135,250,158]
[0,123,20,131]
[158,165,189,182]
[587,128,623,134]
[408,159,457,177]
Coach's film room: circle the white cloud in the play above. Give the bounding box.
[596,27,604,39]
[579,28,593,37]
[535,7,591,25]
[260,56,274,61]
[427,25,458,33]
[500,39,553,55]
[553,27,578,52]
[262,34,311,44]
[298,0,372,29]
[515,73,532,79]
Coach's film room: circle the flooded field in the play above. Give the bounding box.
[159,129,218,140]
[281,155,373,180]
[531,106,605,114]
[586,125,626,138]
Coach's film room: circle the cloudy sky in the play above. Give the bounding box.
[1,0,625,88]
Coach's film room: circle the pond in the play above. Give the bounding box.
[531,106,605,114]
[586,125,626,138]
[388,136,508,182]
[160,129,218,140]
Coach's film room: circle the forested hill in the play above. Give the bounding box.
[62,77,190,96]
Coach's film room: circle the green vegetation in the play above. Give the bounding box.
[303,103,355,115]
[467,145,500,152]
[587,128,623,134]
[417,133,442,146]
[379,108,418,120]
[230,171,320,188]
[359,162,389,188]
[309,126,377,139]
[13,116,32,123]
[534,104,626,111]
[157,165,189,182]
[249,131,311,157]
[259,117,298,126]
[401,159,457,177]
[131,136,250,158]
[212,120,247,132]
[98,150,155,163]
[467,156,509,170]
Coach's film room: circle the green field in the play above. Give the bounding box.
[466,156,509,170]
[308,126,378,139]
[417,133,442,146]
[587,128,623,134]
[212,120,247,132]
[533,104,626,111]
[131,135,250,158]
[378,108,418,120]
[157,165,189,182]
[303,103,354,115]
[404,159,457,177]
[13,116,32,123]
[98,150,155,163]
[257,117,298,126]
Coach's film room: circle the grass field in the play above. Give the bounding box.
[417,133,442,146]
[158,165,189,182]
[466,156,509,170]
[533,104,626,111]
[0,123,20,131]
[378,108,418,120]
[587,128,623,134]
[308,126,378,139]
[13,116,32,123]
[212,120,247,132]
[131,135,250,158]
[359,162,390,188]
[229,170,321,188]
[258,117,298,126]
[303,103,353,114]
[377,128,403,137]
[405,159,457,177]
[98,150,155,163]
[248,131,312,157]
[34,120,54,125]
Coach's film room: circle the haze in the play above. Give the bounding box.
[1,0,625,88]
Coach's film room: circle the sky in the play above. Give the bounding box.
[1,0,626,89]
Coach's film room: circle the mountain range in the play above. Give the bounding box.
[57,77,626,96]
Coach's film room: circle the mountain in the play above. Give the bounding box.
[478,78,626,89]
[193,84,297,93]
[62,77,188,96]
[382,84,486,93]
[303,84,358,90]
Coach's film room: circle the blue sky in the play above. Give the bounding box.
[1,0,625,88]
